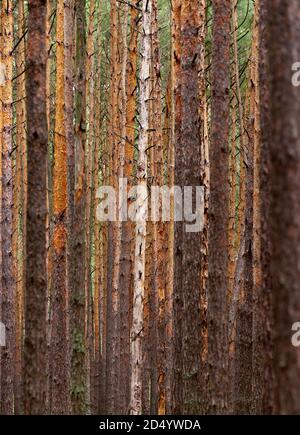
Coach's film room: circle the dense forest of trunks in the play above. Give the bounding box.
[0,0,299,415]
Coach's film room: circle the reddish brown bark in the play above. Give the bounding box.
[268,0,300,415]
[251,0,274,414]
[164,75,174,415]
[106,0,121,414]
[91,0,102,415]
[173,0,203,414]
[65,0,75,416]
[118,1,138,415]
[50,0,70,414]
[14,0,26,415]
[171,0,183,414]
[208,0,231,414]
[23,0,48,415]
[0,1,15,415]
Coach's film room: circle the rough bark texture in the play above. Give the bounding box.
[233,0,253,414]
[13,0,26,415]
[250,0,263,414]
[64,0,75,417]
[118,0,138,415]
[150,0,166,415]
[252,0,274,414]
[268,0,300,415]
[179,0,203,415]
[23,0,48,415]
[171,0,182,414]
[198,0,207,415]
[51,0,70,414]
[208,0,230,414]
[71,0,87,415]
[164,75,174,415]
[106,0,119,414]
[0,0,15,415]
[92,0,102,415]
[2,0,299,417]
[84,0,96,412]
[130,0,152,415]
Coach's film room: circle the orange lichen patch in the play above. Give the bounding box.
[158,382,165,415]
[53,222,67,254]
[53,0,66,217]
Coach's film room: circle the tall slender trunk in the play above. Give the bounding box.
[71,0,87,415]
[118,0,138,415]
[100,138,108,415]
[232,1,246,255]
[164,74,173,415]
[50,0,70,414]
[247,1,261,415]
[130,0,152,415]
[232,0,253,414]
[228,99,237,304]
[198,0,207,415]
[252,0,274,414]
[0,0,15,414]
[65,0,75,417]
[171,0,182,414]
[228,95,240,412]
[106,0,119,413]
[116,1,129,415]
[92,0,102,415]
[23,0,48,415]
[45,5,54,410]
[142,192,153,414]
[14,0,26,415]
[208,0,230,414]
[85,0,96,412]
[268,0,300,415]
[151,0,166,415]
[178,0,203,414]
[142,103,153,414]
[114,2,128,414]
[252,0,272,414]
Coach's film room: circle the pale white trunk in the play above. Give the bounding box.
[130,0,152,415]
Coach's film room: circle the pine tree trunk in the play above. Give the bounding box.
[116,1,130,415]
[208,0,230,414]
[164,75,174,415]
[118,0,138,414]
[50,0,70,414]
[232,0,253,414]
[151,0,166,415]
[171,0,182,414]
[248,2,261,414]
[178,0,203,414]
[14,0,26,415]
[85,0,97,412]
[198,0,207,414]
[268,0,300,415]
[251,0,271,414]
[252,0,274,414]
[106,0,120,413]
[23,0,48,415]
[71,0,87,414]
[64,0,75,416]
[92,0,102,415]
[0,0,15,415]
[130,0,152,415]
